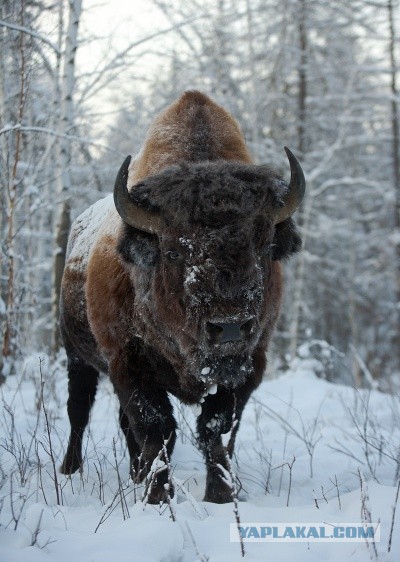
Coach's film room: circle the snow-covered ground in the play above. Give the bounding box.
[0,353,399,562]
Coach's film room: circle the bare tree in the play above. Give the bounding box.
[1,0,29,375]
[387,0,400,362]
[51,0,82,353]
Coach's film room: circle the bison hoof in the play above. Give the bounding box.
[60,451,82,475]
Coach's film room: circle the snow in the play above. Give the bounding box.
[66,194,120,271]
[0,355,399,561]
[208,383,218,395]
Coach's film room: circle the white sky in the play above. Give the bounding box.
[78,0,169,77]
[80,0,166,52]
[76,0,173,129]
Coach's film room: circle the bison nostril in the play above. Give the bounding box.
[206,318,254,344]
[240,318,254,337]
[206,322,224,344]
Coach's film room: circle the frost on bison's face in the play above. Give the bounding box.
[116,158,302,390]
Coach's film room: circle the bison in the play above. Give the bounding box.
[59,90,305,504]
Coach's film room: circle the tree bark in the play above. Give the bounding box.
[51,0,82,353]
[387,0,400,362]
[289,0,309,358]
[1,0,27,374]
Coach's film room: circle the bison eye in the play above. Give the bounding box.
[165,249,182,261]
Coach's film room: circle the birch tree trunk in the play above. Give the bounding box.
[1,0,27,376]
[245,0,259,160]
[51,0,82,353]
[289,0,309,358]
[387,0,400,362]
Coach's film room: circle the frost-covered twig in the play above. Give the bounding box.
[142,433,174,510]
[94,487,129,533]
[273,456,296,507]
[35,440,48,506]
[112,437,130,521]
[0,20,61,54]
[184,521,210,562]
[173,477,207,520]
[331,391,400,484]
[39,359,61,505]
[9,471,30,530]
[0,125,121,154]
[217,456,244,557]
[350,344,379,390]
[161,440,176,522]
[358,468,379,560]
[329,475,342,511]
[218,404,244,557]
[252,395,322,478]
[388,477,400,553]
[29,508,44,547]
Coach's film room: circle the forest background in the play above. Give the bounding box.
[1,0,399,390]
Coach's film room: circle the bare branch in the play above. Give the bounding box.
[0,20,61,55]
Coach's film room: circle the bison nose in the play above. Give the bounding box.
[206,318,254,344]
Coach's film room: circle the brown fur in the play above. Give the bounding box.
[86,236,132,356]
[130,90,253,183]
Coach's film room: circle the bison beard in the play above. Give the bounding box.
[199,355,254,387]
[59,90,305,505]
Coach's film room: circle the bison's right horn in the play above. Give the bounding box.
[275,147,306,224]
[113,155,163,234]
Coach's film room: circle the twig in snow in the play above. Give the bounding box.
[142,433,174,510]
[253,394,322,478]
[329,475,342,510]
[273,455,296,507]
[218,455,245,557]
[39,358,61,505]
[173,477,206,520]
[161,439,176,522]
[29,508,44,547]
[313,489,319,509]
[184,521,210,562]
[350,344,379,390]
[218,402,245,557]
[388,477,400,553]
[112,437,130,521]
[321,485,328,504]
[358,468,379,560]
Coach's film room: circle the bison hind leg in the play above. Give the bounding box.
[60,353,99,475]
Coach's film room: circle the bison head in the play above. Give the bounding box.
[115,150,305,389]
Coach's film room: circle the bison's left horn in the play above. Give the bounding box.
[113,155,163,234]
[275,147,306,224]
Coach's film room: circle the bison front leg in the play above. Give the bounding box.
[197,383,254,503]
[115,382,177,504]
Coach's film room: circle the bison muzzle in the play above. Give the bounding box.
[59,90,305,504]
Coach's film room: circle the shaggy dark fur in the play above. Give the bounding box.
[119,161,301,268]
[130,161,289,228]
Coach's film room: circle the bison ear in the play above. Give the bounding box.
[272,218,302,261]
[118,226,160,268]
[274,147,306,224]
[113,156,164,234]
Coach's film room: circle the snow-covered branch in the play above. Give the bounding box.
[0,124,121,154]
[0,19,61,55]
